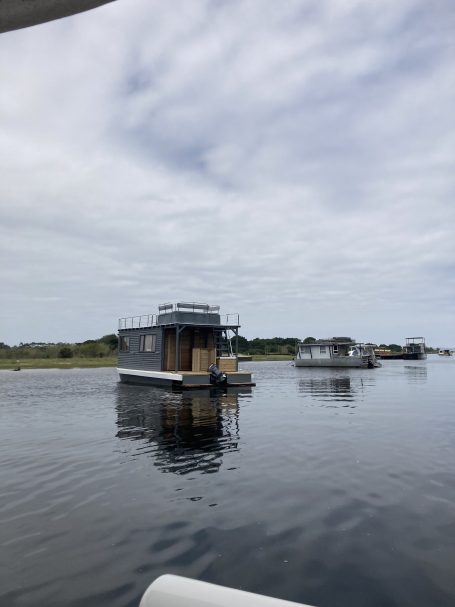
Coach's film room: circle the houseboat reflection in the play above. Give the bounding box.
[404,365,428,383]
[298,376,353,402]
[115,385,243,474]
[296,371,375,406]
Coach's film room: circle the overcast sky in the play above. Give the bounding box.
[1,0,454,346]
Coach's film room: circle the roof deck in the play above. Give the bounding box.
[118,302,240,331]
[298,337,356,346]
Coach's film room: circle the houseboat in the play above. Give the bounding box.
[294,337,381,368]
[117,302,255,389]
[402,337,426,360]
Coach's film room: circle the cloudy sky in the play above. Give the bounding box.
[1,0,454,346]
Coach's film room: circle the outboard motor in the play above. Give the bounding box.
[208,363,227,386]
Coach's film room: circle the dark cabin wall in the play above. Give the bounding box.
[117,328,163,370]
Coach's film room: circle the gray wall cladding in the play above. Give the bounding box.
[118,328,162,370]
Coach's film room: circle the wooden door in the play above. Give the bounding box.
[179,329,192,371]
[164,329,176,371]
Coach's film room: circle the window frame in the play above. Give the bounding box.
[319,345,326,354]
[119,335,130,352]
[139,334,157,353]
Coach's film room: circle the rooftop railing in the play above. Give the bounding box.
[118,314,157,330]
[158,302,221,313]
[118,308,240,330]
[221,313,240,326]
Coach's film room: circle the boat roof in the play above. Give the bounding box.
[158,302,220,313]
[118,302,240,331]
[299,337,356,346]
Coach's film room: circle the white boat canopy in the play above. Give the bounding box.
[0,0,116,34]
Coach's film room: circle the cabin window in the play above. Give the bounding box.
[320,346,326,354]
[139,334,156,352]
[333,345,338,353]
[119,336,130,352]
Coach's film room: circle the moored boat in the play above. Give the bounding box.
[117,302,255,389]
[294,337,381,368]
[402,337,426,360]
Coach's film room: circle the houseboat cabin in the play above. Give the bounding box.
[117,302,255,389]
[295,337,380,368]
[403,337,426,360]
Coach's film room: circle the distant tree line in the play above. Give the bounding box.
[239,338,438,354]
[0,334,299,358]
[0,335,438,359]
[0,334,118,359]
[377,343,403,352]
[237,336,298,355]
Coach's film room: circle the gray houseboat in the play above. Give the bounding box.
[402,337,426,360]
[295,337,381,368]
[117,302,255,389]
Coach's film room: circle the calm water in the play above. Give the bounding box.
[1,358,454,607]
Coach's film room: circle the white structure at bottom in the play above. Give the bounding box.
[139,575,314,607]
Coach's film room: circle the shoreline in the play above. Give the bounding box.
[0,357,117,370]
[0,354,295,370]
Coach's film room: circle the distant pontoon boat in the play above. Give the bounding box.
[117,302,255,389]
[294,337,381,368]
[402,337,426,360]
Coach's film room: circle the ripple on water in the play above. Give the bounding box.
[1,363,455,607]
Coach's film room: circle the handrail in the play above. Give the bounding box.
[118,315,157,330]
[159,302,220,313]
[118,312,240,330]
[121,303,224,326]
[224,313,240,326]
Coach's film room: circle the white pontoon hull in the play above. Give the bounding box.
[294,357,371,368]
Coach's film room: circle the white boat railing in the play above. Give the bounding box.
[159,302,221,313]
[223,313,240,326]
[118,315,157,330]
[139,575,313,607]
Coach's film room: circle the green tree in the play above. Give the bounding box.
[58,346,73,358]
[76,342,110,358]
[236,335,249,353]
[388,343,402,352]
[99,334,118,350]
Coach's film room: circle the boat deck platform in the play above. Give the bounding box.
[118,368,255,389]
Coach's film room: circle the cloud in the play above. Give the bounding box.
[0,0,454,345]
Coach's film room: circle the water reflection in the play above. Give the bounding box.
[404,365,428,384]
[297,372,371,406]
[115,385,242,474]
